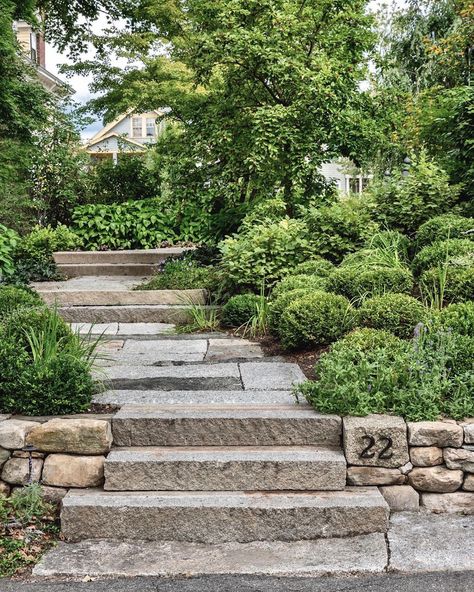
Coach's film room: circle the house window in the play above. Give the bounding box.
[347,176,371,194]
[30,32,38,63]
[132,117,142,138]
[146,118,155,137]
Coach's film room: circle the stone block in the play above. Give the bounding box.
[347,467,405,486]
[1,457,43,485]
[42,454,105,488]
[0,419,40,449]
[379,485,419,512]
[443,447,474,473]
[409,446,443,467]
[0,447,10,468]
[240,362,306,391]
[40,485,68,504]
[343,415,409,468]
[462,474,474,491]
[462,421,474,444]
[407,421,463,448]
[0,480,11,496]
[206,339,264,361]
[399,462,413,475]
[421,492,474,514]
[408,466,463,493]
[27,418,112,455]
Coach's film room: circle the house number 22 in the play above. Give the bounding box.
[359,435,394,460]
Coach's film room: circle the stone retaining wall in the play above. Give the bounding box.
[343,415,473,513]
[0,413,472,515]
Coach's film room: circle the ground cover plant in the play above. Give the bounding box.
[138,257,219,292]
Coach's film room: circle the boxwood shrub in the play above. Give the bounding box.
[268,288,313,335]
[291,257,335,278]
[222,294,261,327]
[0,286,43,320]
[278,291,354,349]
[327,266,414,300]
[436,301,474,336]
[420,265,474,303]
[272,274,328,300]
[357,293,427,338]
[411,238,474,276]
[416,214,474,247]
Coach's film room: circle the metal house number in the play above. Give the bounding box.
[359,435,394,460]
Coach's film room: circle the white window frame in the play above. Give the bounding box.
[131,117,143,138]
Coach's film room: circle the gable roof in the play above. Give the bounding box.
[89,109,164,144]
[85,132,146,150]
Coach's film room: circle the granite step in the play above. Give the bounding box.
[60,488,389,543]
[57,263,160,277]
[53,248,187,265]
[111,405,342,447]
[104,446,347,491]
[38,289,206,307]
[59,304,198,324]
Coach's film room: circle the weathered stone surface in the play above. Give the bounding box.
[206,339,263,362]
[463,474,474,491]
[27,418,112,455]
[112,405,342,447]
[0,414,11,422]
[408,466,463,493]
[0,447,10,467]
[0,480,11,496]
[410,446,443,467]
[421,492,474,514]
[33,534,388,578]
[1,457,43,485]
[12,451,45,458]
[117,322,175,335]
[40,289,206,307]
[343,415,409,468]
[94,389,297,407]
[60,304,194,325]
[0,419,40,450]
[70,322,119,335]
[240,362,306,391]
[379,485,419,512]
[347,467,405,486]
[462,421,474,444]
[400,462,413,475]
[61,487,389,543]
[104,447,347,492]
[444,447,474,473]
[42,454,105,488]
[40,485,68,504]
[407,421,463,448]
[389,512,474,572]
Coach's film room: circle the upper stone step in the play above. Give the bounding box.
[112,405,342,446]
[53,248,187,265]
[56,263,160,277]
[104,446,347,492]
[60,488,389,543]
[58,304,195,324]
[37,289,206,307]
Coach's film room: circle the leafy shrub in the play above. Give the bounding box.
[290,257,335,278]
[297,326,474,421]
[436,302,474,336]
[0,286,43,320]
[416,214,474,247]
[222,294,261,327]
[278,291,354,349]
[336,327,405,351]
[220,218,312,289]
[137,259,218,291]
[0,225,19,278]
[357,293,427,338]
[412,238,474,276]
[72,199,178,250]
[370,151,459,233]
[303,198,378,263]
[0,308,97,415]
[328,266,414,300]
[421,265,474,304]
[366,230,411,258]
[268,288,314,334]
[272,274,328,300]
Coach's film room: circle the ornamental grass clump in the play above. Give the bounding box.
[357,293,428,339]
[278,291,354,349]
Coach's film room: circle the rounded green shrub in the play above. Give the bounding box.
[436,302,474,336]
[0,286,43,320]
[421,265,474,303]
[278,291,354,349]
[416,214,474,247]
[412,238,473,276]
[222,294,261,327]
[357,293,428,338]
[327,266,414,300]
[268,288,313,334]
[334,327,406,352]
[1,307,73,350]
[272,274,328,300]
[291,257,335,278]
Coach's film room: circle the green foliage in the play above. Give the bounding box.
[278,291,354,350]
[298,326,474,421]
[72,199,178,250]
[303,198,379,263]
[370,151,459,233]
[421,265,474,304]
[290,257,335,278]
[0,224,19,278]
[220,218,312,290]
[416,214,474,247]
[222,294,261,328]
[366,230,411,258]
[436,301,474,336]
[328,266,414,300]
[87,157,161,204]
[0,307,96,415]
[268,287,314,335]
[0,286,42,320]
[272,274,329,300]
[357,293,427,338]
[138,259,218,291]
[412,238,474,276]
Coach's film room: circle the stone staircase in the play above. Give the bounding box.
[59,330,390,546]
